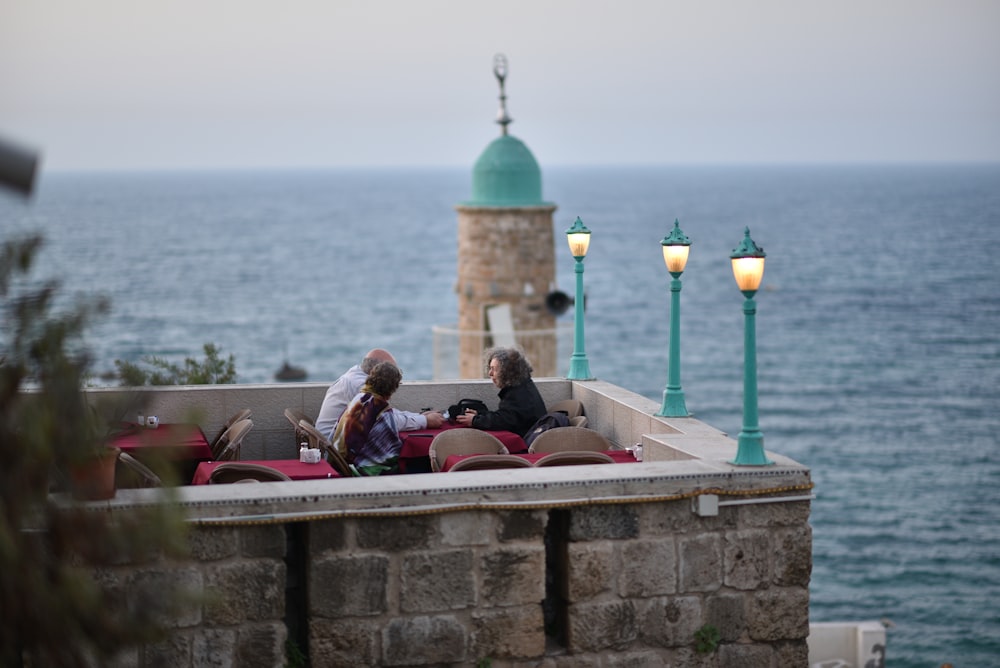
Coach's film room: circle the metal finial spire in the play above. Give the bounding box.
[493,53,512,136]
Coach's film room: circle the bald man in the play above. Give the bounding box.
[315,348,443,439]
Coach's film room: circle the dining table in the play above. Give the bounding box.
[191,459,340,485]
[109,422,213,482]
[441,449,638,472]
[397,422,527,474]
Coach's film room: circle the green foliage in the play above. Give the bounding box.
[476,659,493,668]
[285,638,307,668]
[1,233,190,666]
[694,623,722,654]
[115,342,237,385]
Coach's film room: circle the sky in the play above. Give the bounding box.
[1,0,998,171]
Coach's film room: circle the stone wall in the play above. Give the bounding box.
[78,380,812,666]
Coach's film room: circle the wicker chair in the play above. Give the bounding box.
[428,429,509,472]
[116,451,162,488]
[209,408,252,459]
[527,426,610,454]
[546,399,585,419]
[533,450,615,467]
[209,462,293,483]
[214,418,253,461]
[447,454,533,472]
[296,420,353,478]
[284,408,314,447]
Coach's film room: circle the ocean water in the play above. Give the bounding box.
[3,164,999,666]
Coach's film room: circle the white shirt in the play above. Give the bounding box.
[314,364,426,439]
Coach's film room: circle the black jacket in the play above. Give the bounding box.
[471,380,546,439]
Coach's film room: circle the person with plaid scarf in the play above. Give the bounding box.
[331,361,405,476]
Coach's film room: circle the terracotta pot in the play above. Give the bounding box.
[70,447,120,501]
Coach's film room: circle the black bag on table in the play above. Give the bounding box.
[447,398,490,424]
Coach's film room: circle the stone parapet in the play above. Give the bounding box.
[77,379,812,666]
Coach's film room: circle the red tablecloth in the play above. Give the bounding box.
[398,423,527,473]
[442,449,637,472]
[110,423,214,484]
[192,459,339,485]
[110,423,213,461]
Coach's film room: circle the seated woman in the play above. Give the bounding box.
[454,347,546,439]
[330,361,404,476]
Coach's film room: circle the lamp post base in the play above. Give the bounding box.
[729,432,773,466]
[655,390,689,418]
[566,355,594,381]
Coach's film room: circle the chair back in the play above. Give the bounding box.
[116,451,162,488]
[209,462,292,483]
[297,419,353,477]
[528,426,610,454]
[448,454,533,472]
[546,399,585,419]
[210,408,252,455]
[533,450,615,467]
[215,418,253,461]
[428,429,509,472]
[568,415,589,428]
[284,408,314,447]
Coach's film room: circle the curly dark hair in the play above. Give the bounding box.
[484,347,533,388]
[363,361,402,398]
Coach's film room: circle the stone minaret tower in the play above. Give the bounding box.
[454,55,558,378]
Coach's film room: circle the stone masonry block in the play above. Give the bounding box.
[235,622,286,668]
[128,567,203,629]
[309,617,380,667]
[401,549,476,613]
[471,604,546,659]
[717,642,774,667]
[680,533,723,593]
[204,560,285,625]
[357,515,436,551]
[481,546,546,607]
[747,587,810,641]
[772,525,813,587]
[618,537,678,598]
[141,630,194,667]
[565,542,613,601]
[309,518,348,553]
[239,524,286,559]
[723,529,771,590]
[311,554,388,618]
[191,628,236,668]
[706,593,747,642]
[498,509,547,542]
[774,639,810,666]
[188,526,238,561]
[739,499,811,528]
[569,504,639,541]
[441,511,493,546]
[638,501,695,537]
[548,657,601,668]
[636,595,702,648]
[102,646,140,668]
[382,615,468,665]
[567,600,638,652]
[605,650,675,668]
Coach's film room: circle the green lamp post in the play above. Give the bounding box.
[566,217,594,380]
[729,227,773,466]
[656,219,692,417]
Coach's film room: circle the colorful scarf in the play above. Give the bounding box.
[331,390,401,475]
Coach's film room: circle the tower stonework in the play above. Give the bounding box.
[454,55,558,378]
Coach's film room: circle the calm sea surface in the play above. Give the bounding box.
[4,164,999,666]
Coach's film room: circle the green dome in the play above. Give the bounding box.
[464,135,548,207]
